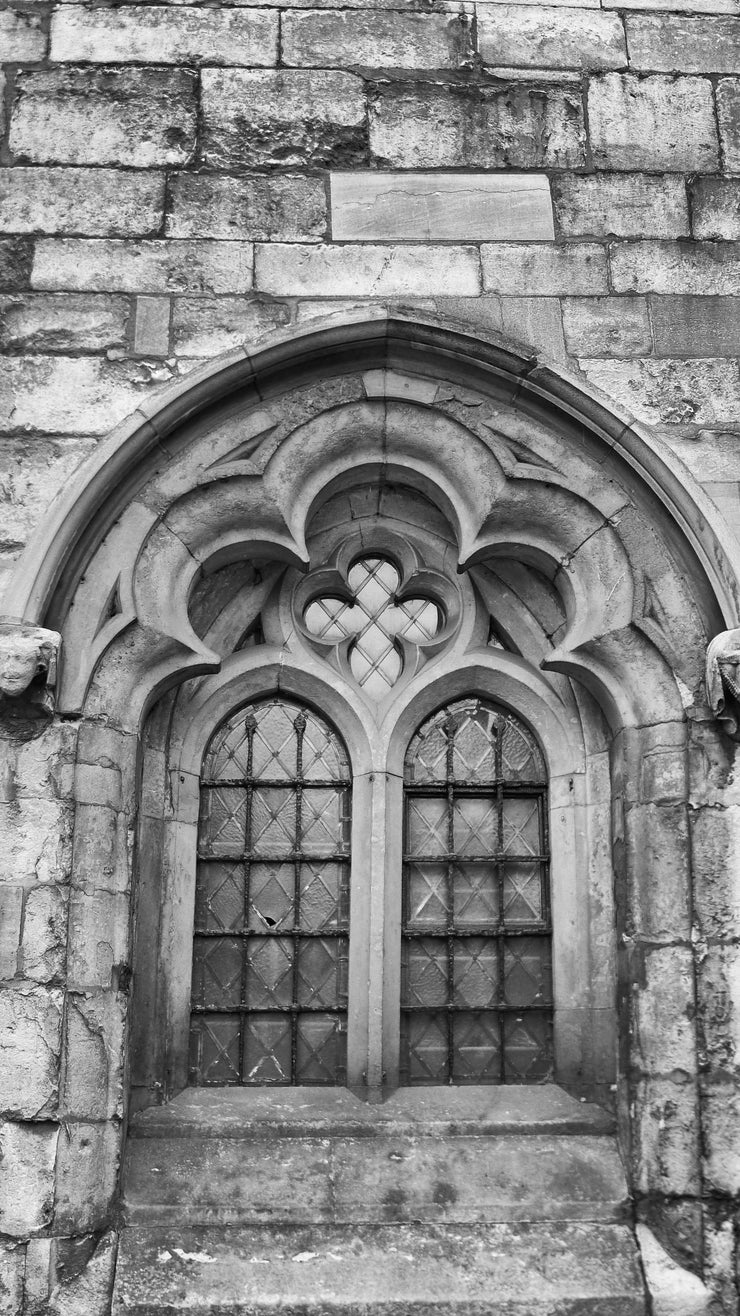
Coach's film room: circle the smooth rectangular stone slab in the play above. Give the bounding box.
[113,1222,647,1314]
[330,172,554,241]
[124,1132,629,1225]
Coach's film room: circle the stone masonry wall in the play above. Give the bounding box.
[3,0,740,1311]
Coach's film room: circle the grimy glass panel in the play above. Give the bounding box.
[189,698,351,1086]
[401,696,553,1085]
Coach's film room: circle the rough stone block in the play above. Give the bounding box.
[0,987,63,1119]
[282,9,470,69]
[562,297,652,356]
[11,722,78,802]
[133,297,170,357]
[650,294,740,356]
[690,803,740,938]
[0,1242,23,1316]
[477,6,626,69]
[255,243,481,297]
[0,293,129,354]
[51,5,277,65]
[201,69,366,169]
[66,887,130,989]
[0,436,95,547]
[0,238,33,291]
[691,177,740,239]
[0,1122,58,1236]
[621,802,691,940]
[10,68,197,168]
[553,174,689,239]
[579,357,740,425]
[172,296,290,356]
[50,1230,118,1316]
[61,991,125,1121]
[0,357,146,436]
[701,1076,740,1194]
[0,797,73,885]
[0,8,46,61]
[167,173,326,240]
[32,239,254,295]
[0,168,164,238]
[0,886,22,979]
[370,82,586,170]
[611,239,740,294]
[54,1121,120,1233]
[20,885,67,984]
[330,172,554,241]
[75,762,123,812]
[482,243,607,295]
[632,1076,700,1196]
[717,79,740,172]
[69,803,132,898]
[698,945,740,1072]
[588,74,718,172]
[629,945,697,1076]
[627,14,740,71]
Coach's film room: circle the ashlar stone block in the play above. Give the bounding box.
[650,294,740,356]
[0,796,73,885]
[627,14,740,72]
[0,239,33,293]
[477,6,626,70]
[51,5,278,65]
[20,885,67,983]
[0,357,145,436]
[172,296,290,357]
[0,987,63,1119]
[481,243,607,295]
[701,1075,740,1194]
[201,70,366,169]
[32,239,254,295]
[0,9,46,61]
[167,173,326,241]
[0,887,22,980]
[553,174,689,239]
[330,172,554,241]
[588,74,718,172]
[691,177,740,240]
[370,82,586,170]
[0,168,164,238]
[0,1122,58,1236]
[0,294,129,354]
[61,991,125,1121]
[562,297,652,357]
[133,297,171,357]
[255,243,481,297]
[717,79,740,172]
[579,357,740,426]
[611,239,740,294]
[54,1121,120,1233]
[0,1242,23,1316]
[9,68,197,169]
[631,1076,700,1196]
[698,945,740,1072]
[282,9,470,69]
[690,803,740,938]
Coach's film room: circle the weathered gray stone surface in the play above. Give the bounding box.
[476,6,626,69]
[282,9,470,69]
[330,172,554,241]
[50,5,278,65]
[553,174,689,238]
[588,74,718,171]
[255,243,481,296]
[0,169,165,237]
[32,240,254,295]
[562,297,652,357]
[167,173,326,240]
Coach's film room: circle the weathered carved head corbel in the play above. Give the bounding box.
[0,617,62,737]
[706,627,740,738]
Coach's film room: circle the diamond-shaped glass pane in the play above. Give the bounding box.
[406,797,448,857]
[453,938,498,1008]
[246,937,293,1008]
[243,1014,292,1084]
[302,789,350,855]
[452,1012,501,1082]
[402,1012,448,1083]
[502,862,544,924]
[403,938,448,1007]
[199,787,247,855]
[296,1014,346,1084]
[500,718,544,781]
[248,863,294,931]
[296,937,346,1008]
[503,937,552,1007]
[300,863,348,931]
[406,863,450,928]
[405,720,448,785]
[195,862,244,932]
[251,788,297,855]
[451,710,497,784]
[503,1013,553,1082]
[192,936,243,1009]
[190,1014,241,1085]
[453,864,498,927]
[502,798,540,856]
[453,797,497,856]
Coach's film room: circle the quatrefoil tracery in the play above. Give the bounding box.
[294,542,461,702]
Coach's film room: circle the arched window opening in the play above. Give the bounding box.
[189,698,352,1086]
[401,697,553,1086]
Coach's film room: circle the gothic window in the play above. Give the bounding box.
[189,698,352,1086]
[401,698,553,1085]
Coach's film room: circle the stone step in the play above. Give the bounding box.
[124,1131,629,1226]
[112,1222,647,1315]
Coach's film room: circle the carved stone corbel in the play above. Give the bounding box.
[706,627,740,738]
[0,617,62,737]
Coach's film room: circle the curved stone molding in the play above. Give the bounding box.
[706,627,740,739]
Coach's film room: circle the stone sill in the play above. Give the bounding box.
[128,1082,615,1140]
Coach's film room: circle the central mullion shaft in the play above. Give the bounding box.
[240,714,257,1083]
[444,713,455,1084]
[291,712,307,1081]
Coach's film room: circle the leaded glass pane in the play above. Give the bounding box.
[190,697,351,1087]
[401,698,552,1086]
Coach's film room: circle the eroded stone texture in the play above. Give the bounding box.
[201,70,367,169]
[9,68,198,168]
[369,82,586,170]
[54,1122,120,1233]
[0,9,46,61]
[717,78,740,171]
[553,174,689,238]
[0,1242,23,1316]
[0,357,157,436]
[32,240,254,295]
[0,988,63,1119]
[562,297,652,356]
[20,886,67,983]
[255,243,481,297]
[50,5,278,65]
[588,74,718,171]
[167,173,326,240]
[579,357,740,424]
[61,992,125,1121]
[0,169,164,238]
[0,294,129,354]
[282,9,470,69]
[0,1122,58,1236]
[691,178,740,239]
[482,242,608,294]
[172,296,291,356]
[477,6,626,69]
[627,13,740,70]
